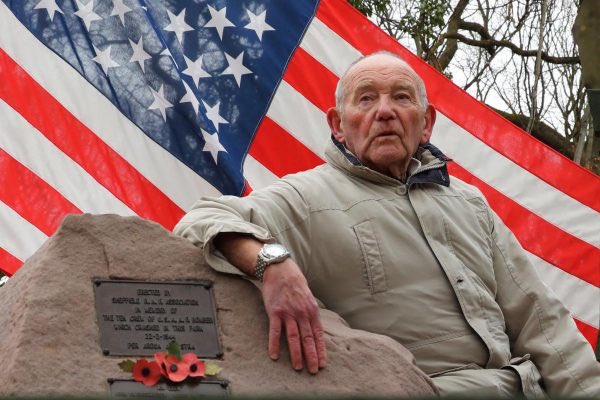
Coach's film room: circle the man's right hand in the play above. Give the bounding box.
[261,258,327,374]
[213,233,327,374]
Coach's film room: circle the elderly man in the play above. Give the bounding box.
[174,52,600,397]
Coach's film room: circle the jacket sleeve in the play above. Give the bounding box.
[489,210,600,396]
[173,179,312,277]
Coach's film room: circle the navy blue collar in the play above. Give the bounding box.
[332,136,362,166]
[330,136,451,187]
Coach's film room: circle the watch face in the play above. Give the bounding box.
[264,243,287,258]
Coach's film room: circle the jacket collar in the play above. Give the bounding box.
[326,136,451,187]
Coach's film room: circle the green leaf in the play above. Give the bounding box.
[205,363,222,376]
[118,359,136,373]
[166,340,182,361]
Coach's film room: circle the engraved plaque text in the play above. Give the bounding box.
[94,279,221,357]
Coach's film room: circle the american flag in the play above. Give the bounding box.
[0,0,598,351]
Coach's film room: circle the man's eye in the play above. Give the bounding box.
[359,95,373,102]
[395,93,411,100]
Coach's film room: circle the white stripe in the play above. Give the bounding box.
[266,81,330,157]
[0,3,220,212]
[433,114,600,247]
[529,252,599,328]
[303,15,600,248]
[0,200,47,262]
[0,100,135,216]
[243,155,279,190]
[302,18,362,77]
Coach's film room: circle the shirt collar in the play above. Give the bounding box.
[332,136,422,182]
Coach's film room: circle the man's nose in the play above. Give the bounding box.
[375,96,394,120]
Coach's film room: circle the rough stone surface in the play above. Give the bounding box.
[0,214,437,397]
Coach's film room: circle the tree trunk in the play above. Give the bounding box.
[526,0,548,133]
[583,120,595,169]
[573,106,589,164]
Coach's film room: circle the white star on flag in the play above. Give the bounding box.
[201,128,227,163]
[164,8,194,44]
[128,38,151,73]
[91,45,119,75]
[110,0,132,26]
[129,36,152,73]
[203,5,235,40]
[148,85,173,122]
[34,0,63,21]
[183,55,211,87]
[180,81,201,118]
[244,9,274,41]
[74,0,102,31]
[221,51,252,87]
[202,100,228,132]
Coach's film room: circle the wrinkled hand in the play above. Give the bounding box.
[261,259,327,374]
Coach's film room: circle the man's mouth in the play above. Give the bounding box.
[375,131,397,138]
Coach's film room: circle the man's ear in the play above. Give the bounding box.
[327,107,345,144]
[420,104,436,144]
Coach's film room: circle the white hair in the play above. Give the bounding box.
[334,51,429,112]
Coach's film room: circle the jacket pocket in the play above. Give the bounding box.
[429,362,482,378]
[352,220,387,294]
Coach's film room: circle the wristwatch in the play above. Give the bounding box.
[254,243,291,281]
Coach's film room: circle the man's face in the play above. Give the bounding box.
[327,55,436,178]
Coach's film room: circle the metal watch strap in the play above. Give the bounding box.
[254,257,270,282]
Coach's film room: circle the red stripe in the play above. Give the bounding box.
[0,49,183,230]
[242,180,253,196]
[249,117,324,178]
[448,162,599,288]
[574,319,599,350]
[317,0,600,213]
[0,247,21,276]
[0,148,81,236]
[284,47,337,112]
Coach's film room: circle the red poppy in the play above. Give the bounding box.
[154,352,169,377]
[183,353,206,378]
[132,359,162,387]
[163,354,189,382]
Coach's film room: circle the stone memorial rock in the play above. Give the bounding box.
[0,214,437,397]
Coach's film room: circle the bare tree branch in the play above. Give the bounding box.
[442,32,579,64]
[432,0,470,70]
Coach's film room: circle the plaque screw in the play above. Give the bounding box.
[204,282,213,289]
[216,352,224,358]
[94,281,101,287]
[103,349,110,356]
[220,381,229,388]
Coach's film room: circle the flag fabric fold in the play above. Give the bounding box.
[0,0,598,349]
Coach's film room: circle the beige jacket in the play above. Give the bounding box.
[175,139,600,397]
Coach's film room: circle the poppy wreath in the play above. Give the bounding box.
[118,341,222,387]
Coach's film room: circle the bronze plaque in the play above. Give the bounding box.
[108,378,229,397]
[93,279,221,357]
